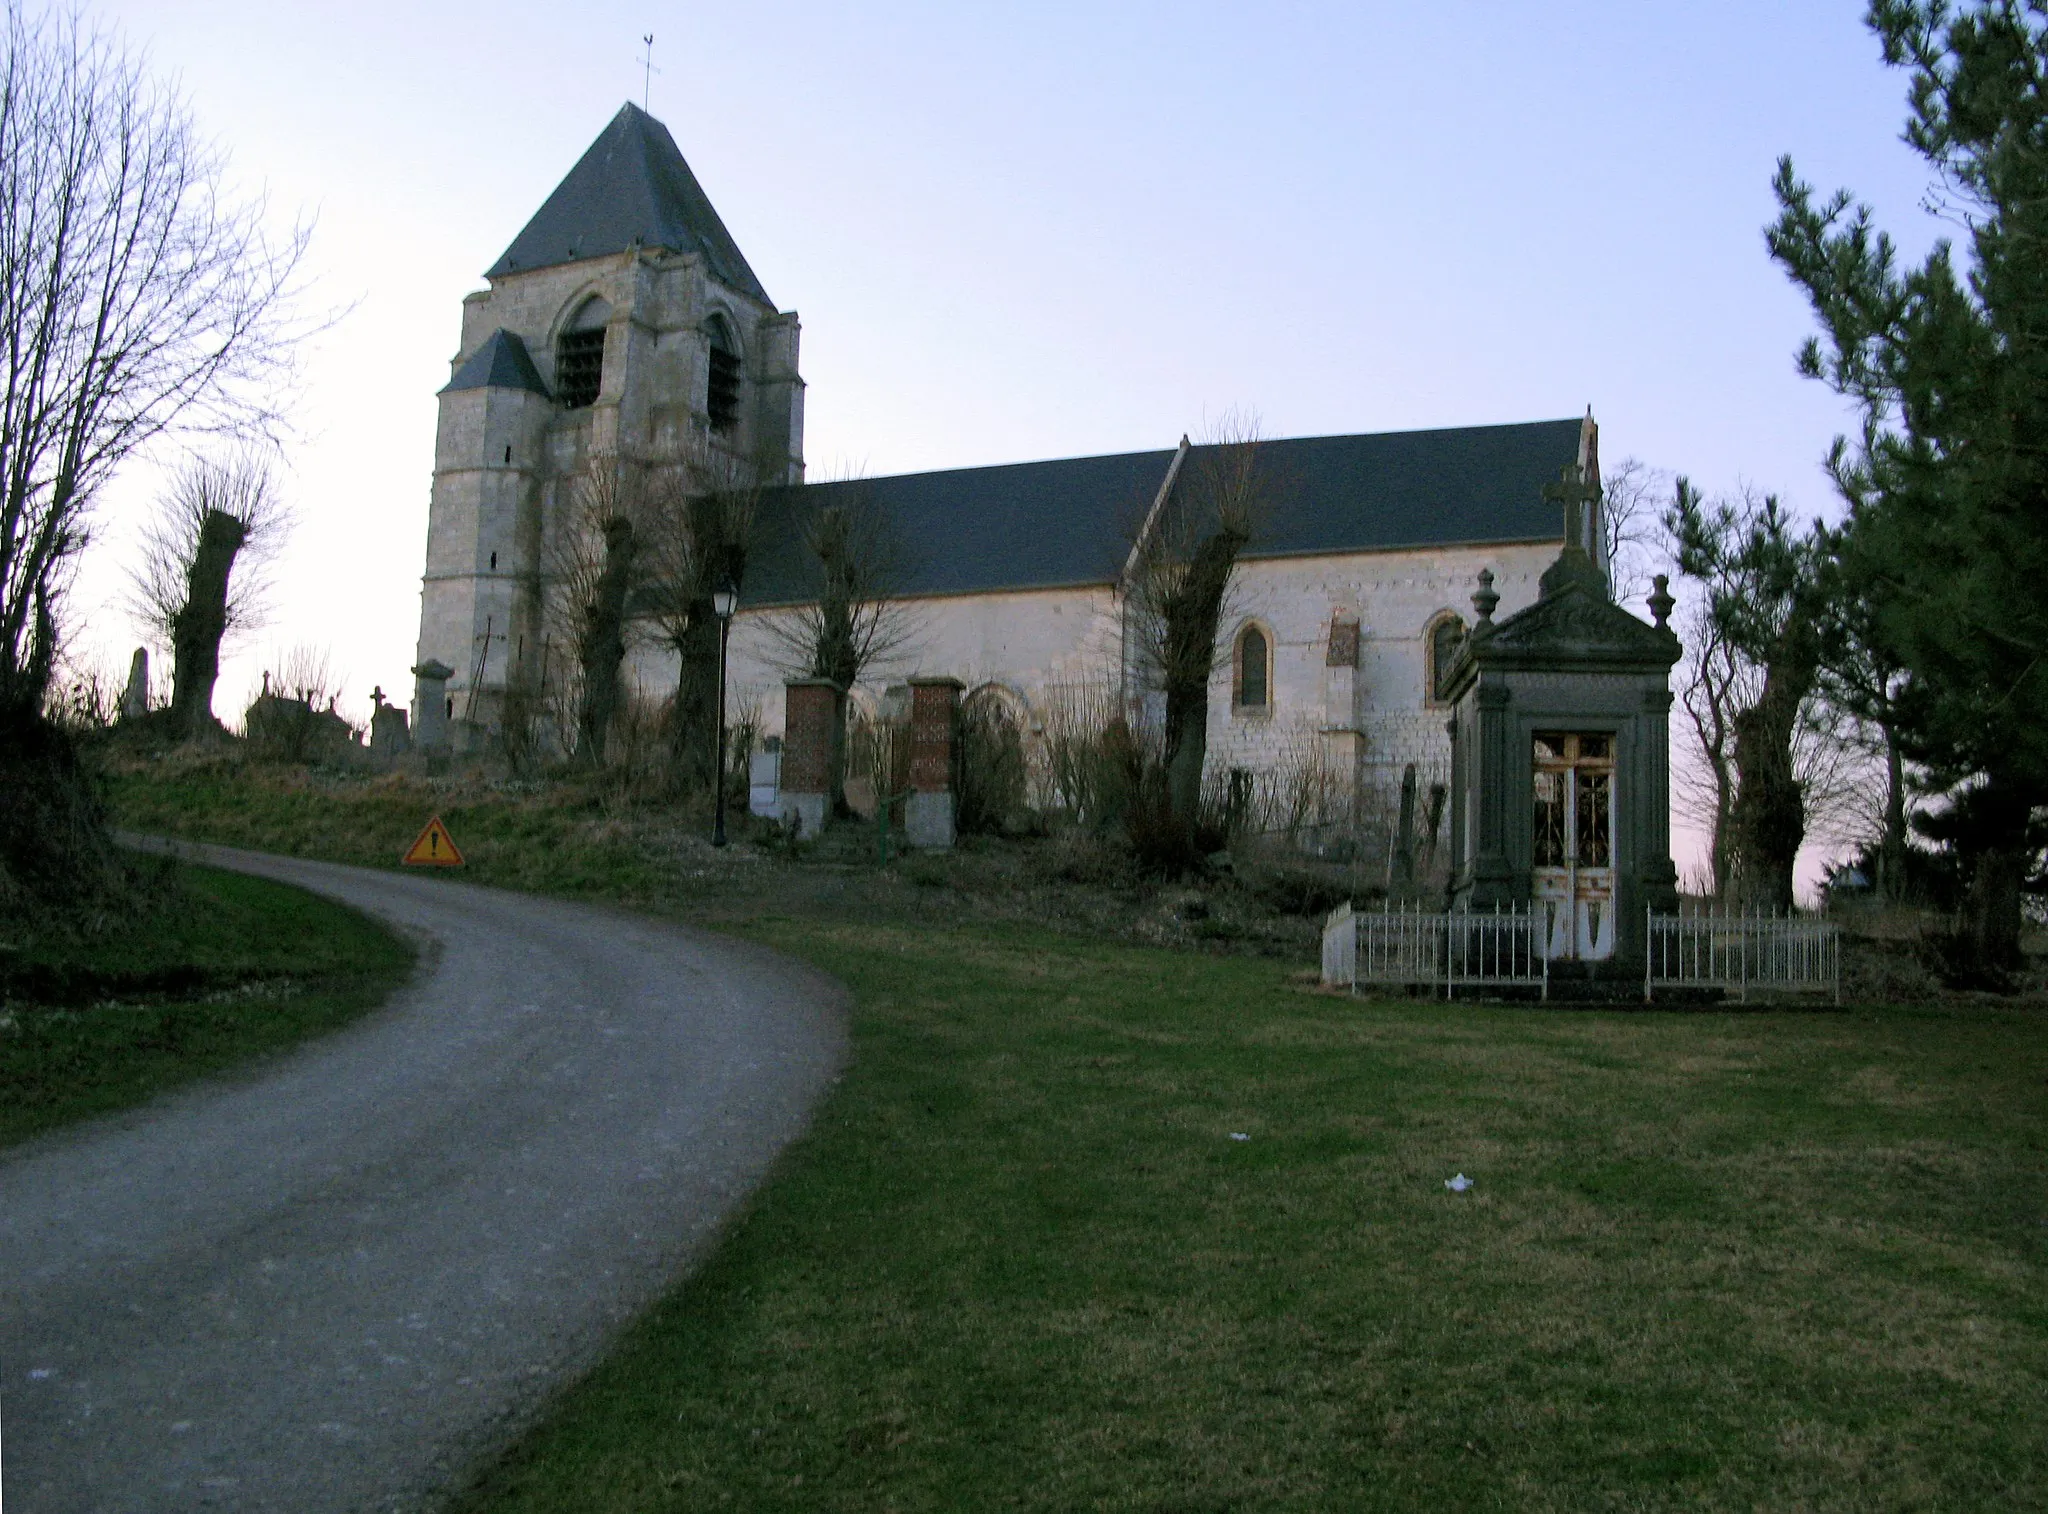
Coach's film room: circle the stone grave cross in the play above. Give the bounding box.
[1542,463,1602,553]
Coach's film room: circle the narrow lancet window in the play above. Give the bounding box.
[1235,624,1270,710]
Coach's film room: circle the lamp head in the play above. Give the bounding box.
[712,584,739,620]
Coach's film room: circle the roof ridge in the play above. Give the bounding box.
[765,418,1583,493]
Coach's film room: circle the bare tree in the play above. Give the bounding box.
[1669,480,1826,910]
[761,487,919,691]
[541,463,645,769]
[1125,417,1267,853]
[1601,456,1665,608]
[759,485,921,813]
[0,5,310,722]
[128,450,287,735]
[0,5,310,912]
[1674,601,1750,894]
[638,446,759,790]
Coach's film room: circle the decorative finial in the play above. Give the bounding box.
[371,685,386,710]
[1648,573,1675,630]
[1472,568,1499,627]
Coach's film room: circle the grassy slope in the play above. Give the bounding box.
[107,764,2048,1508]
[457,923,2046,1512]
[107,760,689,901]
[0,862,414,1147]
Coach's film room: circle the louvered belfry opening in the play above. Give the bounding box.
[556,297,610,410]
[706,319,741,433]
[555,329,604,409]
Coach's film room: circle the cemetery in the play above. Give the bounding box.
[1,2,2044,1510]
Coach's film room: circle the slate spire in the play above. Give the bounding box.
[488,102,770,303]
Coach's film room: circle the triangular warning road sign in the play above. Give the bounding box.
[402,815,465,867]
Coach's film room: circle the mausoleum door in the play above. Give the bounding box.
[1531,732,1616,961]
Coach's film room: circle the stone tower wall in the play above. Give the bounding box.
[418,244,805,728]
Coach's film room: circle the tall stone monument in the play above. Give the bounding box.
[1443,467,1681,969]
[119,648,149,722]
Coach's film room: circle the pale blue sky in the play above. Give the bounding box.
[74,0,1930,872]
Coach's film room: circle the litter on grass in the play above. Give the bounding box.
[1444,1174,1474,1193]
[1229,1132,1250,1141]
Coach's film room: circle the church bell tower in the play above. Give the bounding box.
[413,103,804,741]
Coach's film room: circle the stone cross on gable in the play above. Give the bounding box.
[1542,464,1602,553]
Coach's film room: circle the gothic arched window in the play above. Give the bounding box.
[706,315,741,433]
[1234,623,1271,712]
[555,297,610,410]
[1426,613,1466,704]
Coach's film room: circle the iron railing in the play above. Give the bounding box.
[1321,902,1843,1003]
[1644,907,1840,1003]
[1322,902,1548,998]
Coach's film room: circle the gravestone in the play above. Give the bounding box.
[779,679,841,838]
[119,648,149,722]
[1443,467,1680,970]
[411,660,454,752]
[369,686,411,758]
[905,677,963,850]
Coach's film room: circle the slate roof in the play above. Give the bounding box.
[742,418,1583,606]
[487,103,771,303]
[439,329,551,397]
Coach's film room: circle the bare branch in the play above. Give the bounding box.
[0,3,315,715]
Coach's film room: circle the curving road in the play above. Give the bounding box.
[0,842,847,1513]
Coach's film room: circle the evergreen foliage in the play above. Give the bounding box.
[1768,0,2048,967]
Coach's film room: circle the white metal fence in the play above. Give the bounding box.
[1644,908,1840,1003]
[1322,902,1549,998]
[1321,903,1842,1003]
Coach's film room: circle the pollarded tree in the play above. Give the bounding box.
[1122,418,1272,868]
[760,487,920,816]
[1668,481,1826,911]
[1768,0,2048,969]
[638,446,759,792]
[128,451,289,737]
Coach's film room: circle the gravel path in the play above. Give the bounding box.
[0,842,847,1513]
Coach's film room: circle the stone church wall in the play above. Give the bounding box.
[606,537,1558,847]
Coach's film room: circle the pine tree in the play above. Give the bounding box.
[1768,0,2048,969]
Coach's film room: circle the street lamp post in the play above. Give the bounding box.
[711,582,738,847]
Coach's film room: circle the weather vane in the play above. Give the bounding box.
[639,34,660,112]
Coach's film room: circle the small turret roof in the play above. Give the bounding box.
[487,103,770,303]
[440,329,551,397]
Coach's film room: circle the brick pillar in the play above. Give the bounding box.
[779,678,841,837]
[905,677,963,850]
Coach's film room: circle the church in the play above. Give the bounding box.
[414,103,1611,848]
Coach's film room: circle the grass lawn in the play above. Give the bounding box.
[0,860,414,1147]
[103,759,2048,1507]
[452,922,2048,1512]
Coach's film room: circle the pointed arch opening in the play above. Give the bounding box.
[1425,610,1467,705]
[555,296,610,410]
[705,313,742,433]
[1233,621,1272,714]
